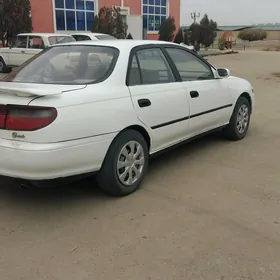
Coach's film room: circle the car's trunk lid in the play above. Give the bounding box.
[0,82,85,141]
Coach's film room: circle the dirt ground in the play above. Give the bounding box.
[1,51,280,280]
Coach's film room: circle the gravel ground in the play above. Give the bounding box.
[1,51,280,280]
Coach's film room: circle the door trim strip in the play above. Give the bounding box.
[151,104,233,130]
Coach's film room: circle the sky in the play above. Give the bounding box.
[180,0,280,26]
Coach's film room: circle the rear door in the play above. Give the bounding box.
[127,46,190,152]
[71,34,92,41]
[23,36,44,62]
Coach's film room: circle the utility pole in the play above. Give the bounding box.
[190,11,200,24]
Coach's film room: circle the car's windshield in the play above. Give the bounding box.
[3,45,119,85]
[48,36,75,45]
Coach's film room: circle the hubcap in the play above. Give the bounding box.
[117,141,145,186]
[236,104,249,134]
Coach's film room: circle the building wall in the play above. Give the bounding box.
[146,0,180,40]
[30,0,54,33]
[30,0,181,40]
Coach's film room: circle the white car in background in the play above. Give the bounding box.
[0,40,254,196]
[180,42,195,51]
[71,32,117,41]
[0,33,75,72]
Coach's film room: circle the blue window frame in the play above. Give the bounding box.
[143,0,167,32]
[55,0,95,31]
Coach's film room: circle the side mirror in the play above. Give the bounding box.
[217,68,230,78]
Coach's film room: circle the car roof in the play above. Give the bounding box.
[71,32,110,36]
[17,33,73,37]
[56,39,176,50]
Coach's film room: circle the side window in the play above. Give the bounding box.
[14,36,28,48]
[72,35,91,41]
[136,48,175,85]
[166,48,214,81]
[28,36,45,49]
[128,55,141,86]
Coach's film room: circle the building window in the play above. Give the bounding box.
[55,0,95,31]
[143,0,167,32]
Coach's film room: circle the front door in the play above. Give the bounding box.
[24,35,45,63]
[164,46,233,136]
[127,47,190,152]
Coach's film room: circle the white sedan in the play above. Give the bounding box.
[0,40,254,196]
[71,32,117,41]
[0,33,75,72]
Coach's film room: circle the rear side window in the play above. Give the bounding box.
[128,48,175,86]
[4,45,119,85]
[48,36,75,45]
[72,35,91,41]
[28,36,45,49]
[94,35,117,40]
[13,36,28,48]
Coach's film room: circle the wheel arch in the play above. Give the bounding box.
[239,92,252,110]
[120,125,152,151]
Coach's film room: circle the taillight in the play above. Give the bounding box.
[0,105,57,131]
[0,105,6,129]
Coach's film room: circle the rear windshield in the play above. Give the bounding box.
[48,36,75,45]
[72,35,91,41]
[3,45,119,85]
[95,35,117,40]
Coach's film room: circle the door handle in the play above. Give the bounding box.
[138,99,151,108]
[190,91,199,98]
[21,50,25,54]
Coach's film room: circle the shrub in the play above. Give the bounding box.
[174,29,184,44]
[158,17,176,42]
[92,6,127,39]
[126,33,133,39]
[238,28,267,42]
[218,37,225,50]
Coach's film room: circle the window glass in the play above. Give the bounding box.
[166,48,214,81]
[3,46,119,85]
[94,34,117,40]
[28,36,45,49]
[14,36,28,48]
[128,55,141,86]
[72,34,91,41]
[48,36,75,45]
[55,0,95,31]
[142,0,167,32]
[136,48,175,85]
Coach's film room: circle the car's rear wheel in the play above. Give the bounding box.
[223,96,251,140]
[97,130,149,196]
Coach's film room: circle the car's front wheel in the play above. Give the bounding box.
[223,96,251,140]
[97,129,149,196]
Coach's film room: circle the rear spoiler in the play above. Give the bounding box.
[0,83,86,97]
[0,88,62,97]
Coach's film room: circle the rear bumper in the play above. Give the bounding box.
[0,133,116,180]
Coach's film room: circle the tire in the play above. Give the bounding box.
[223,96,251,141]
[97,129,149,197]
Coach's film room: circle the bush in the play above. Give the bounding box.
[91,6,127,39]
[126,33,133,39]
[158,17,176,42]
[218,37,225,50]
[238,28,267,42]
[174,29,184,44]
